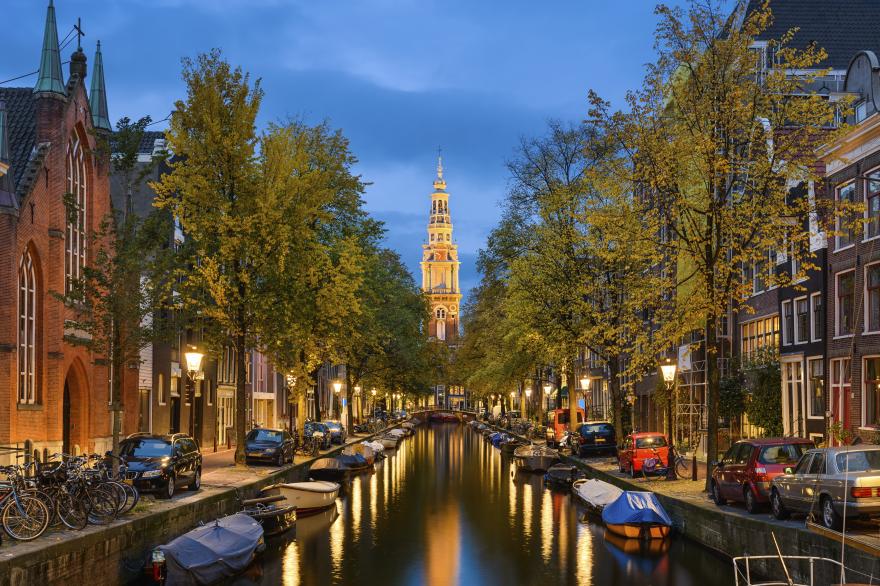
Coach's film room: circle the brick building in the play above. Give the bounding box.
[0,3,114,461]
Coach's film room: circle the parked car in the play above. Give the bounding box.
[710,438,814,514]
[245,428,295,466]
[119,433,202,499]
[574,421,617,458]
[545,408,586,447]
[304,422,332,450]
[617,432,669,477]
[323,421,347,444]
[770,446,880,529]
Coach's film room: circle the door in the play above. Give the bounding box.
[138,389,151,432]
[721,443,749,499]
[783,453,812,511]
[63,382,71,456]
[803,452,825,512]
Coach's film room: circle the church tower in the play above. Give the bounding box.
[420,156,462,342]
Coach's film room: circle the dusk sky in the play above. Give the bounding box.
[2,0,707,299]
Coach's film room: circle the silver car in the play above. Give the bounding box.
[769,446,880,529]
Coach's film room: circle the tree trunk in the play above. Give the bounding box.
[704,313,719,491]
[608,357,625,444]
[566,361,578,438]
[345,368,354,432]
[111,324,124,459]
[234,331,248,466]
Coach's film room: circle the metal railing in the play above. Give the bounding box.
[732,555,859,586]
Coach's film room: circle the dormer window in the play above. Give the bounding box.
[856,100,869,123]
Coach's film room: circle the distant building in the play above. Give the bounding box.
[420,157,466,408]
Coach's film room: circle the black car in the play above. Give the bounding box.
[245,428,294,466]
[304,422,332,450]
[323,421,347,445]
[119,433,202,499]
[575,422,617,457]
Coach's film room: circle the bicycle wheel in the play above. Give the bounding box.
[119,482,139,515]
[2,494,50,541]
[28,489,60,527]
[57,489,88,530]
[676,456,690,477]
[86,485,118,525]
[104,481,129,515]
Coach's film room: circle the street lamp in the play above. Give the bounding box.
[524,387,532,421]
[660,358,679,481]
[543,383,552,415]
[184,345,204,441]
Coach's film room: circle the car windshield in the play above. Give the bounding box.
[556,412,584,425]
[580,423,613,435]
[325,422,341,430]
[757,443,811,465]
[120,438,172,458]
[635,436,667,449]
[836,450,880,472]
[247,429,282,443]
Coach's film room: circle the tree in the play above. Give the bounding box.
[588,1,848,487]
[58,116,174,454]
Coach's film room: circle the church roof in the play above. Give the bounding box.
[0,88,37,191]
[742,0,880,70]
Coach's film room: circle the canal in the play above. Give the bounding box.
[249,422,734,585]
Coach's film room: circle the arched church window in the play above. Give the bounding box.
[65,134,87,293]
[18,250,37,404]
[437,319,446,341]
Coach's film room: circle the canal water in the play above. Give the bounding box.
[246,422,734,586]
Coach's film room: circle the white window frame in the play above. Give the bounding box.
[18,250,37,404]
[810,292,822,342]
[65,135,88,294]
[864,166,880,242]
[835,182,856,252]
[865,261,880,335]
[835,269,856,339]
[781,357,804,437]
[794,295,809,344]
[806,356,825,421]
[781,300,793,346]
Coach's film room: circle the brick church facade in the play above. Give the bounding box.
[0,1,114,461]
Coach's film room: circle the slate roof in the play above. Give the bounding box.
[744,0,880,70]
[0,87,36,190]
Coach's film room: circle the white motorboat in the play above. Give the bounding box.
[362,440,385,457]
[388,428,407,438]
[265,481,340,517]
[377,435,399,449]
[343,443,376,465]
[513,444,559,472]
[572,478,624,512]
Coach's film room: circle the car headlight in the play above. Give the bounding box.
[142,470,162,478]
[264,448,277,454]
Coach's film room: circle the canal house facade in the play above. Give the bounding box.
[0,3,116,462]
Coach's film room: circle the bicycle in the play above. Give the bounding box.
[0,465,50,541]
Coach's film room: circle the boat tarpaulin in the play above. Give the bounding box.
[601,491,672,527]
[574,479,624,509]
[159,513,264,585]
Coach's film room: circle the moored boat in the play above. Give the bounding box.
[264,481,340,517]
[377,434,399,449]
[241,495,297,537]
[601,491,671,540]
[513,444,559,472]
[152,513,264,584]
[339,453,373,473]
[572,478,623,512]
[342,443,376,465]
[362,440,386,459]
[307,457,350,481]
[544,463,586,487]
[500,438,523,455]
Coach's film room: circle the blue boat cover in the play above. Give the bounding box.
[159,513,264,585]
[601,491,672,527]
[338,453,368,468]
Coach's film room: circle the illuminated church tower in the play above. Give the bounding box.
[420,156,461,342]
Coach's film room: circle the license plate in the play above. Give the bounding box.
[596,438,605,443]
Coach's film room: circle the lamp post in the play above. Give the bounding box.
[524,387,532,421]
[184,346,205,443]
[660,358,678,481]
[354,385,361,424]
[543,383,552,419]
[370,388,377,418]
[509,390,516,413]
[285,374,296,434]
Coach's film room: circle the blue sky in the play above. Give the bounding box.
[2,0,699,299]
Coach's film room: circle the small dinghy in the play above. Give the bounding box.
[241,494,296,537]
[388,428,407,438]
[339,453,372,473]
[401,421,416,430]
[500,438,523,455]
[153,513,264,585]
[377,434,399,449]
[307,457,350,481]
[601,491,672,540]
[513,444,559,472]
[264,481,340,517]
[362,440,385,459]
[544,463,586,487]
[572,478,624,512]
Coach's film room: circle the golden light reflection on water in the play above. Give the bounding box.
[351,471,362,540]
[424,501,460,586]
[522,480,532,539]
[369,466,378,533]
[540,484,553,563]
[281,540,299,586]
[576,520,594,585]
[330,495,344,576]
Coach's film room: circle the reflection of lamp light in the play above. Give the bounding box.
[333,381,342,394]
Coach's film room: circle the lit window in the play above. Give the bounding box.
[65,135,87,293]
[808,359,824,418]
[18,250,37,404]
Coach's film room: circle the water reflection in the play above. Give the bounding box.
[254,423,733,586]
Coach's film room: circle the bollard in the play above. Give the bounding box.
[23,439,33,476]
[692,453,698,481]
[43,447,49,464]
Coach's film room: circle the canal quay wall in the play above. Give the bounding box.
[0,429,389,586]
[474,419,878,585]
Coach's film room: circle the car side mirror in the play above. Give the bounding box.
[713,460,723,468]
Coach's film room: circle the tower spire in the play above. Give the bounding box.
[34,0,66,96]
[89,41,111,132]
[433,149,446,192]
